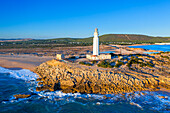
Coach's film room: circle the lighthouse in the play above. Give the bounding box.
[93,28,99,55]
[86,28,111,60]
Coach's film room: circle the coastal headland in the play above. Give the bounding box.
[35,51,170,94]
[0,45,169,94]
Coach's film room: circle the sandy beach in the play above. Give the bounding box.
[0,55,54,72]
[0,44,164,71]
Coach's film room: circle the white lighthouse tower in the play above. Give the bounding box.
[93,28,99,55]
[86,28,111,60]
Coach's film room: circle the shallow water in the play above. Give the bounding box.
[143,52,159,54]
[100,51,115,54]
[0,67,169,113]
[129,45,170,52]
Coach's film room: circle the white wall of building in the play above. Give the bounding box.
[93,29,99,55]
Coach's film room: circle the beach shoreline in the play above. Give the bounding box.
[0,54,54,72]
[0,48,169,96]
[0,44,169,71]
[128,42,170,46]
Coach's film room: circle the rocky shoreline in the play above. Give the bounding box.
[35,59,170,94]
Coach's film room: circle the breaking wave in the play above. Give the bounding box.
[0,66,169,112]
[0,66,38,81]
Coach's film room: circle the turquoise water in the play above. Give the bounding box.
[0,67,169,113]
[129,45,170,52]
[100,51,115,54]
[143,52,159,54]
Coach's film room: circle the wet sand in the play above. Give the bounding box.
[0,55,55,72]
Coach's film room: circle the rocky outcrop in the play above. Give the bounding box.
[35,59,170,94]
[13,94,31,99]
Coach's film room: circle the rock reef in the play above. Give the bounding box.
[13,94,31,99]
[35,59,170,94]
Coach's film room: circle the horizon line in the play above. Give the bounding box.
[0,33,170,40]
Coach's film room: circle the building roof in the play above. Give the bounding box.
[92,55,97,57]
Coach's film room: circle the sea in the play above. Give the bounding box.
[128,45,170,52]
[0,45,170,113]
[0,67,169,113]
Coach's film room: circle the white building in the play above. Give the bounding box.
[93,28,99,55]
[86,28,111,60]
[56,54,65,60]
[86,54,111,60]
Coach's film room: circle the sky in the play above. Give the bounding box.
[0,0,170,39]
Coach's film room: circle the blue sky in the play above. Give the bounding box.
[0,0,170,39]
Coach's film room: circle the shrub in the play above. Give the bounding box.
[127,62,131,68]
[114,60,124,68]
[92,60,97,64]
[139,63,146,67]
[97,60,113,68]
[79,62,92,66]
[79,62,85,65]
[161,55,169,59]
[69,56,76,59]
[146,61,154,67]
[127,56,152,69]
[86,63,92,66]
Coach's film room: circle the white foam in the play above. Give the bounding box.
[34,90,170,112]
[0,66,39,81]
[39,90,113,101]
[1,66,169,112]
[96,102,102,105]
[130,102,143,109]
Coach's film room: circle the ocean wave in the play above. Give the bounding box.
[0,66,169,112]
[27,89,169,112]
[31,90,169,109]
[0,66,39,81]
[3,88,170,112]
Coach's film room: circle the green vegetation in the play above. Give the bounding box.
[69,56,76,59]
[1,34,170,49]
[91,60,97,64]
[79,62,92,66]
[114,60,124,68]
[79,54,158,69]
[79,62,86,65]
[153,52,170,56]
[161,55,169,60]
[127,56,154,69]
[160,51,170,54]
[98,34,170,43]
[146,61,154,68]
[97,60,125,68]
[97,60,113,68]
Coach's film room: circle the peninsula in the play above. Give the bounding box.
[34,29,170,94]
[0,29,170,94]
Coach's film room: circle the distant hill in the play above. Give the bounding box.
[0,34,170,49]
[0,38,32,42]
[51,34,170,43]
[1,34,170,43]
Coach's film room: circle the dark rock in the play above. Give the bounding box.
[13,94,31,99]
